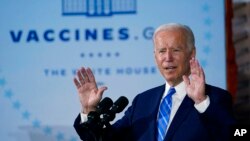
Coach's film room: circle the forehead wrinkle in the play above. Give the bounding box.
[155,30,187,50]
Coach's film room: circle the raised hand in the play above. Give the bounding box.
[182,58,206,104]
[73,67,107,114]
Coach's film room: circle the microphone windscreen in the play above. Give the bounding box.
[113,96,129,113]
[96,97,113,113]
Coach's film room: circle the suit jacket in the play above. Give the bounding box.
[74,84,236,141]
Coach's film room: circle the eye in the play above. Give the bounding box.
[173,48,181,52]
[159,50,166,54]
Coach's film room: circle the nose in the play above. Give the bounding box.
[164,50,174,62]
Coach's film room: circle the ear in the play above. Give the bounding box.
[191,47,196,58]
[154,49,157,62]
[153,48,159,66]
[153,48,156,58]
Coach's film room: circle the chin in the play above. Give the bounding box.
[164,75,179,83]
[164,76,175,82]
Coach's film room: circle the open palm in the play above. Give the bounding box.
[183,58,206,104]
[73,67,107,114]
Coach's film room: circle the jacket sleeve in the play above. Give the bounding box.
[73,114,98,141]
[199,85,236,141]
[73,95,138,141]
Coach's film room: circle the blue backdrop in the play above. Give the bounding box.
[0,0,226,141]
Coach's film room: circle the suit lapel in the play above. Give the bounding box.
[164,95,194,141]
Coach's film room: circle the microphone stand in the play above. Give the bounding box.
[80,96,129,141]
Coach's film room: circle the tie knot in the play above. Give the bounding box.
[167,87,176,98]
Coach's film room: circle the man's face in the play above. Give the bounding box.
[154,29,195,86]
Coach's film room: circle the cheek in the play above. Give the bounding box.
[180,59,190,72]
[155,55,163,65]
[175,56,188,69]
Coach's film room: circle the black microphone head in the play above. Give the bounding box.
[100,96,129,124]
[96,97,113,114]
[113,96,129,113]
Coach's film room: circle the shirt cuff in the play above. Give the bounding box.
[194,96,210,113]
[80,112,88,123]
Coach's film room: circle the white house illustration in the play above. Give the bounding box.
[62,0,137,17]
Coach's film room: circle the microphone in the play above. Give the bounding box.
[80,97,113,141]
[101,96,129,127]
[87,97,113,123]
[111,96,129,113]
[79,96,129,141]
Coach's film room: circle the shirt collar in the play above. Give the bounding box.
[164,81,186,100]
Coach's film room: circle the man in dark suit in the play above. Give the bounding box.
[73,23,236,141]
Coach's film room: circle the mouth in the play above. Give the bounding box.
[164,66,177,71]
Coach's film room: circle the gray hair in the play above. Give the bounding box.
[153,23,195,51]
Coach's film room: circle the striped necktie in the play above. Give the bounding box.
[157,87,176,141]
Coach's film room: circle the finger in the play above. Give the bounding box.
[81,67,90,83]
[195,59,205,78]
[182,75,190,86]
[86,68,96,83]
[190,58,200,76]
[73,77,81,89]
[77,69,85,84]
[97,86,108,97]
[195,59,201,76]
[199,66,205,81]
[190,58,196,74]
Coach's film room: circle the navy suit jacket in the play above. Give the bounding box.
[74,84,236,141]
